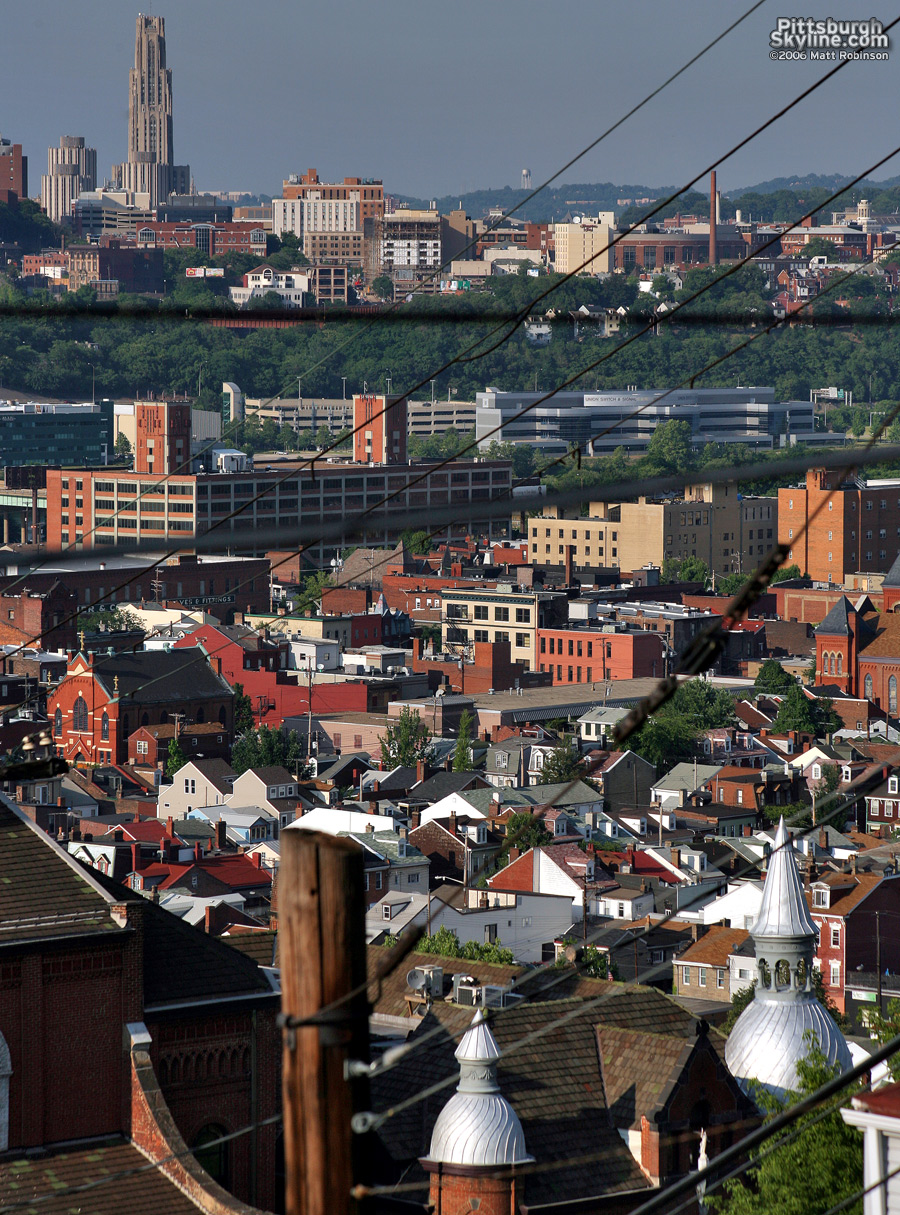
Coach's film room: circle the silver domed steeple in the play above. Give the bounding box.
[425,1010,532,1168]
[725,818,852,1102]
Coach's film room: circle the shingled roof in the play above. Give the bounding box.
[92,649,233,705]
[0,793,123,945]
[371,1000,649,1207]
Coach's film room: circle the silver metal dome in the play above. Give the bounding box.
[725,817,852,1101]
[751,818,817,938]
[425,1011,532,1168]
[725,992,853,1102]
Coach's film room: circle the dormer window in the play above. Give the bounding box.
[812,765,822,779]
[476,826,487,844]
[495,752,508,770]
[842,767,852,782]
[382,903,392,920]
[890,776,899,795]
[813,887,830,908]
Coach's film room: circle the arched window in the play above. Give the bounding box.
[196,707,206,724]
[836,653,843,676]
[101,712,109,741]
[0,1029,11,1150]
[192,1124,229,1186]
[73,696,88,733]
[219,706,226,726]
[160,710,169,724]
[141,712,149,727]
[122,714,130,737]
[830,653,835,676]
[891,676,898,715]
[865,674,874,700]
[54,707,62,737]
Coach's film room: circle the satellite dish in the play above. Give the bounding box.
[407,968,427,991]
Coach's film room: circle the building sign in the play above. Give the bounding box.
[176,594,236,607]
[851,990,877,1002]
[185,267,206,277]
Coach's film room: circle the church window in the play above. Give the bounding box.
[891,676,897,715]
[865,674,874,700]
[101,712,109,741]
[73,696,88,733]
[836,654,842,676]
[54,707,61,737]
[0,1030,10,1150]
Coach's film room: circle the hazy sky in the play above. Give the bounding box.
[6,0,899,200]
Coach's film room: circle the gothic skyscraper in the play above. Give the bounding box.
[112,14,190,208]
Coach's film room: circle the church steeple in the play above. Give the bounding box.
[725,818,852,1101]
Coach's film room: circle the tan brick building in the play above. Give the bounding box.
[779,467,900,583]
[529,483,777,577]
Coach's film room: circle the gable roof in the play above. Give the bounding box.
[679,925,750,967]
[92,649,233,704]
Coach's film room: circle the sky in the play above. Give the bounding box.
[5,0,899,202]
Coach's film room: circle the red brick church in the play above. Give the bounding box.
[816,590,900,712]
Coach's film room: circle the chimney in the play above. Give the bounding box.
[131,842,140,872]
[251,851,263,868]
[194,841,202,861]
[564,544,574,587]
[626,844,635,865]
[166,815,174,838]
[400,826,408,842]
[743,824,752,837]
[416,759,426,784]
[851,852,858,875]
[368,800,378,814]
[709,171,717,265]
[215,820,227,850]
[365,823,375,834]
[672,848,681,870]
[114,828,124,842]
[411,808,421,830]
[373,780,380,795]
[448,811,457,837]
[508,846,520,863]
[819,827,827,849]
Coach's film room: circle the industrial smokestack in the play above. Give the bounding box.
[709,171,717,266]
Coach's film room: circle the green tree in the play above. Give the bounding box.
[400,528,434,554]
[771,683,818,734]
[453,710,474,772]
[709,1038,861,1215]
[165,737,187,780]
[380,706,432,769]
[231,725,303,775]
[754,659,796,695]
[673,679,737,729]
[645,419,694,474]
[78,606,144,633]
[866,997,900,1081]
[115,432,133,460]
[294,570,332,615]
[233,682,255,734]
[415,926,516,965]
[537,743,588,785]
[771,564,802,584]
[500,810,552,859]
[801,237,841,261]
[372,275,394,301]
[662,556,710,586]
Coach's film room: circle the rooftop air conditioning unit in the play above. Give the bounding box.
[481,985,507,1009]
[419,965,443,998]
[450,973,477,1003]
[455,982,481,1007]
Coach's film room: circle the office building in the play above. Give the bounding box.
[779,467,900,583]
[441,585,568,671]
[112,14,190,208]
[364,207,444,294]
[40,136,96,225]
[0,136,27,203]
[45,403,512,560]
[72,188,155,240]
[275,169,383,235]
[0,401,113,468]
[66,239,164,294]
[353,392,407,464]
[553,216,615,275]
[135,220,266,260]
[529,483,777,577]
[475,387,815,455]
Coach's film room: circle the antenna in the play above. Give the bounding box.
[406,968,427,991]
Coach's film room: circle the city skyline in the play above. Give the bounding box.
[5,0,896,202]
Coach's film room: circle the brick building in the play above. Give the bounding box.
[815,595,900,710]
[48,648,235,766]
[411,637,549,694]
[66,238,164,293]
[135,221,267,260]
[536,625,666,684]
[0,137,27,203]
[808,867,900,1013]
[780,467,900,583]
[0,793,280,1208]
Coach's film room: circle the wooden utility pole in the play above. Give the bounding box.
[280,829,369,1215]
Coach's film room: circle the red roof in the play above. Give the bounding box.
[102,820,172,844]
[601,850,681,884]
[136,854,272,890]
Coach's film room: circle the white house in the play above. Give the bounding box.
[229,264,311,308]
[287,806,398,836]
[158,759,236,819]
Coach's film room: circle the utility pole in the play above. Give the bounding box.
[280,829,368,1215]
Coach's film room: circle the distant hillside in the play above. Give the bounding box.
[393,182,680,224]
[395,174,900,223]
